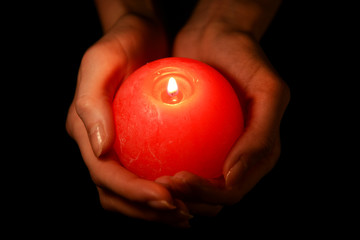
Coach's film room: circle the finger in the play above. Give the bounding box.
[98,187,192,227]
[74,39,127,157]
[156,171,236,205]
[92,153,176,208]
[68,107,176,209]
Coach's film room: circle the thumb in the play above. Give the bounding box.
[75,94,115,158]
[74,43,126,157]
[223,75,289,190]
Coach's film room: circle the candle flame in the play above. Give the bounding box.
[167,77,179,97]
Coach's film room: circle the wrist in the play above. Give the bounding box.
[95,0,160,32]
[186,0,282,41]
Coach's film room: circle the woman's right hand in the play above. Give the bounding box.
[66,12,192,227]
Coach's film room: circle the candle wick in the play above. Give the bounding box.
[168,91,178,97]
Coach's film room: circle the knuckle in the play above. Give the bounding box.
[271,78,291,107]
[245,135,280,169]
[279,80,291,106]
[88,169,104,189]
[253,138,276,160]
[80,44,103,68]
[269,77,286,94]
[74,95,95,118]
[92,177,102,189]
[65,104,76,136]
[65,103,87,139]
[253,137,281,172]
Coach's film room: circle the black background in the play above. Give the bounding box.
[4,0,355,237]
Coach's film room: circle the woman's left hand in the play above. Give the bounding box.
[156,1,290,216]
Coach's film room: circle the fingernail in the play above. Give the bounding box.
[225,168,233,185]
[89,123,105,157]
[148,200,177,210]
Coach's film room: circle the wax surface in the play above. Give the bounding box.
[113,57,243,180]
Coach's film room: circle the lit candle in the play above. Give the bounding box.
[113,57,244,180]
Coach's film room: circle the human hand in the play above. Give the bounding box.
[156,0,290,216]
[66,13,193,227]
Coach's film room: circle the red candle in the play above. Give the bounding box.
[113,57,244,180]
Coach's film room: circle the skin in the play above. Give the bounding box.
[66,0,290,227]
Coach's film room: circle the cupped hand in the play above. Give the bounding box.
[66,14,192,227]
[156,19,290,216]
